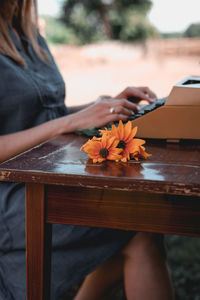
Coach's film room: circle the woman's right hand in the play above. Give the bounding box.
[63,95,139,132]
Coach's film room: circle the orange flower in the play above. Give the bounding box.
[80,121,151,163]
[80,136,100,152]
[98,127,110,136]
[109,120,146,162]
[80,134,122,163]
[131,145,152,160]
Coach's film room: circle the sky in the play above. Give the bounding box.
[38,0,200,33]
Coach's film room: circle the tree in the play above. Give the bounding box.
[60,0,156,44]
[60,0,113,42]
[184,23,200,38]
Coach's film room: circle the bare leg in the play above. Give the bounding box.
[74,253,124,300]
[122,232,174,300]
[74,232,174,300]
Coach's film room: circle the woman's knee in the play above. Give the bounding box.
[122,232,166,259]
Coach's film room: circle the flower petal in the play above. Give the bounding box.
[126,125,138,142]
[106,136,117,149]
[118,120,124,140]
[123,121,132,141]
[121,157,127,162]
[101,134,107,148]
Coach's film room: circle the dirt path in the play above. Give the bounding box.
[51,40,200,106]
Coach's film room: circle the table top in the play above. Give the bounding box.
[0,134,200,197]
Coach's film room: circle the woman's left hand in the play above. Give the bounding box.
[115,86,157,104]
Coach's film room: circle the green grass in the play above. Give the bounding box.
[166,235,200,300]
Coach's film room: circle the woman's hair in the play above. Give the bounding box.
[0,0,49,66]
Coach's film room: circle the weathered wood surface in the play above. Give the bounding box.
[0,134,199,196]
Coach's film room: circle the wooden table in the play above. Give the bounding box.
[0,134,200,300]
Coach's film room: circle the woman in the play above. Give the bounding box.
[0,0,174,299]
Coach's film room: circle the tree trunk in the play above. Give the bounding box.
[99,8,112,39]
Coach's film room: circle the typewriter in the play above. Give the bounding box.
[128,75,200,141]
[79,76,200,141]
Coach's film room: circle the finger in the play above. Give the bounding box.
[138,86,157,101]
[112,98,140,112]
[129,88,153,102]
[119,87,153,103]
[113,105,133,116]
[121,86,158,103]
[105,113,129,124]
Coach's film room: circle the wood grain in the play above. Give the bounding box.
[46,185,200,237]
[0,135,199,197]
[26,183,52,300]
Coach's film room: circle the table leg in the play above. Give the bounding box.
[26,183,52,300]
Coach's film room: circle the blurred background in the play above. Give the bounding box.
[38,1,200,299]
[38,0,200,107]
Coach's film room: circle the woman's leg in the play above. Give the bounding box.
[74,232,174,300]
[74,252,124,300]
[122,232,174,300]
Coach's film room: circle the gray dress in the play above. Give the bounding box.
[0,29,134,300]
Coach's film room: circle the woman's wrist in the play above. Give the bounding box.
[57,114,78,135]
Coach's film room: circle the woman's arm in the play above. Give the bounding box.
[67,102,94,114]
[0,86,157,163]
[0,117,67,163]
[0,97,133,162]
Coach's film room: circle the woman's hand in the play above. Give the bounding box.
[115,86,157,103]
[64,95,135,131]
[63,86,157,131]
